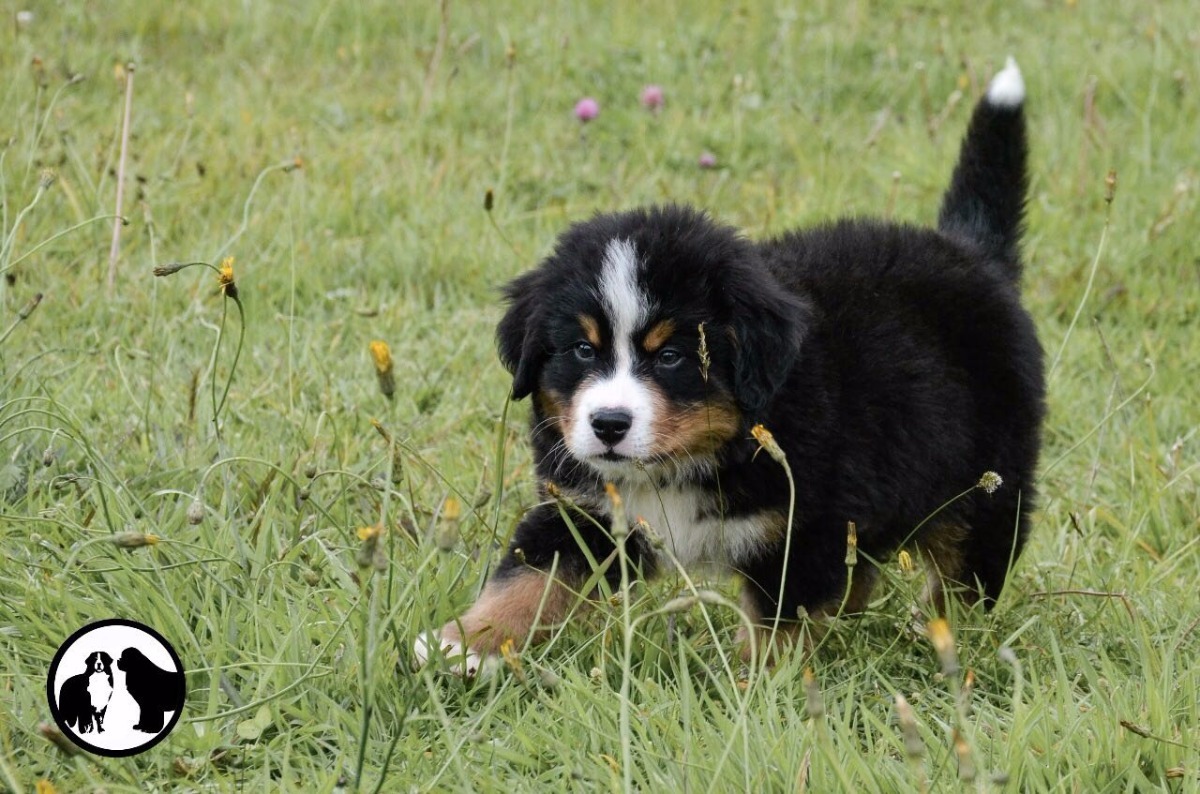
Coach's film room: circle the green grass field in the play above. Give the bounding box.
[2,1,1197,790]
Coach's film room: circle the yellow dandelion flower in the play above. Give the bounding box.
[898,549,914,573]
[927,618,960,677]
[844,521,858,568]
[369,340,396,399]
[750,424,786,465]
[499,637,525,682]
[356,524,382,541]
[217,257,238,298]
[109,532,160,549]
[803,667,824,720]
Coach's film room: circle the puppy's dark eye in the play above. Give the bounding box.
[574,341,596,362]
[656,347,683,368]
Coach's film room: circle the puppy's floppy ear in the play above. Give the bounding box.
[728,273,812,419]
[496,269,546,400]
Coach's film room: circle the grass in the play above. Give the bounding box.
[1,0,1197,790]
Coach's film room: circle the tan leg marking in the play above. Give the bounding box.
[736,564,880,664]
[439,570,578,656]
[915,524,968,615]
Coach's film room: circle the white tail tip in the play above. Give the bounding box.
[986,56,1025,108]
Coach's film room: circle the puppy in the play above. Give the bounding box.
[417,58,1044,673]
[58,651,113,733]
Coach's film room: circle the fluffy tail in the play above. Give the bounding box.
[937,57,1029,277]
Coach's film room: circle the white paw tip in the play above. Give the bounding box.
[986,56,1025,108]
[413,631,488,677]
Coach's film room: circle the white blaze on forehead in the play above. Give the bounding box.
[597,238,649,357]
[567,238,656,465]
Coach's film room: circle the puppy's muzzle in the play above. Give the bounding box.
[590,409,633,447]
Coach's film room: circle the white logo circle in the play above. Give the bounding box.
[47,619,185,757]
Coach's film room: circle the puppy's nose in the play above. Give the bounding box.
[590,409,633,446]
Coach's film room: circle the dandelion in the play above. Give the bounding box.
[976,471,1003,494]
[108,532,160,549]
[640,84,664,111]
[18,292,43,321]
[499,637,526,683]
[217,256,238,299]
[436,496,460,551]
[38,723,79,756]
[574,97,599,123]
[38,169,57,190]
[898,549,915,573]
[605,482,628,538]
[750,424,786,465]
[953,728,976,782]
[803,668,825,721]
[355,524,387,571]
[844,521,858,568]
[16,10,34,30]
[698,151,717,169]
[927,618,960,678]
[152,262,189,277]
[369,340,395,399]
[894,694,924,760]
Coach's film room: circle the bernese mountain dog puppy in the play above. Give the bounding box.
[417,58,1044,673]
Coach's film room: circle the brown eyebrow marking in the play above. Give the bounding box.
[578,314,601,347]
[642,319,676,353]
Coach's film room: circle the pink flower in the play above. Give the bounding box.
[640,84,664,111]
[574,97,599,122]
[698,151,717,169]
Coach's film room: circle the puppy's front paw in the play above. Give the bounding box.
[413,629,497,678]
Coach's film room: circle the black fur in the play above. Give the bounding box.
[57,651,113,734]
[117,647,184,733]
[487,72,1044,635]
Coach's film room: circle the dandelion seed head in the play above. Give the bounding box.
[976,471,1003,494]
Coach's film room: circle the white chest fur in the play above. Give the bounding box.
[619,482,777,572]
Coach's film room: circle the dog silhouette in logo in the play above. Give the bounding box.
[58,651,114,734]
[116,647,184,733]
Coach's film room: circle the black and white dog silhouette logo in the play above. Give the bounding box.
[117,647,186,733]
[57,651,114,734]
[47,619,185,757]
